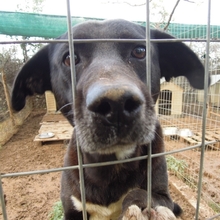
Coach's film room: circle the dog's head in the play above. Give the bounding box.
[12,19,207,155]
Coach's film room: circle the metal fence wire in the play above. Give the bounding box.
[1,0,220,219]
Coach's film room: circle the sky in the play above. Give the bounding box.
[0,0,219,25]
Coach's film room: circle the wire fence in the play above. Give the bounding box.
[1,0,220,219]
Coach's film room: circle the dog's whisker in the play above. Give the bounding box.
[56,103,73,112]
[65,110,74,117]
[154,131,165,144]
[152,91,161,97]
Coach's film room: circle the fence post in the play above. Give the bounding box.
[1,69,15,125]
[0,175,8,220]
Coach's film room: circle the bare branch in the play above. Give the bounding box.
[184,0,195,3]
[104,0,146,7]
[163,0,181,31]
[123,2,146,7]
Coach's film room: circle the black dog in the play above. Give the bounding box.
[12,19,207,219]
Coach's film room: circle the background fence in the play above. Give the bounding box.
[1,0,220,219]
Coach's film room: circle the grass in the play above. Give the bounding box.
[208,201,220,213]
[166,155,188,179]
[48,200,64,220]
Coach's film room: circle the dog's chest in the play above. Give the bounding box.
[71,193,127,220]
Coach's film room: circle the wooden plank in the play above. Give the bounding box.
[40,121,70,126]
[194,132,214,141]
[214,130,220,136]
[40,113,67,123]
[201,131,220,141]
[180,136,199,145]
[34,122,73,142]
[210,111,220,117]
[191,135,202,142]
[179,132,220,150]
[206,131,215,136]
[211,134,220,141]
[45,91,57,112]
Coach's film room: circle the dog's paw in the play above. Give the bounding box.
[149,206,176,220]
[122,204,156,220]
[121,205,176,220]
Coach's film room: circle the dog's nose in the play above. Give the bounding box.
[86,84,144,125]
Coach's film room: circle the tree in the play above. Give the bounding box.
[103,0,204,30]
[0,47,23,121]
[16,0,45,14]
[16,0,46,62]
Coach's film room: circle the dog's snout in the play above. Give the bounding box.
[88,94,142,116]
[86,84,144,125]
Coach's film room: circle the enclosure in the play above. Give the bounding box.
[1,0,220,219]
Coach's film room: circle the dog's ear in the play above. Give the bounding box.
[11,45,52,111]
[152,29,208,89]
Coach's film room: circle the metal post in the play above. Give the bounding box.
[146,0,152,215]
[65,1,87,219]
[195,0,211,219]
[0,175,7,220]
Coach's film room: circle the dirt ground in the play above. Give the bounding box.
[0,111,66,220]
[0,111,219,219]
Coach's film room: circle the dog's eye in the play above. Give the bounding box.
[74,54,80,65]
[64,54,80,66]
[131,46,146,59]
[64,55,71,66]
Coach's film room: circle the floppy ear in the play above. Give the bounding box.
[11,46,52,111]
[153,30,208,89]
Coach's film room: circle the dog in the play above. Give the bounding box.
[11,19,207,220]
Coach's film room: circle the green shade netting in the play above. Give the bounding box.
[0,11,220,39]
